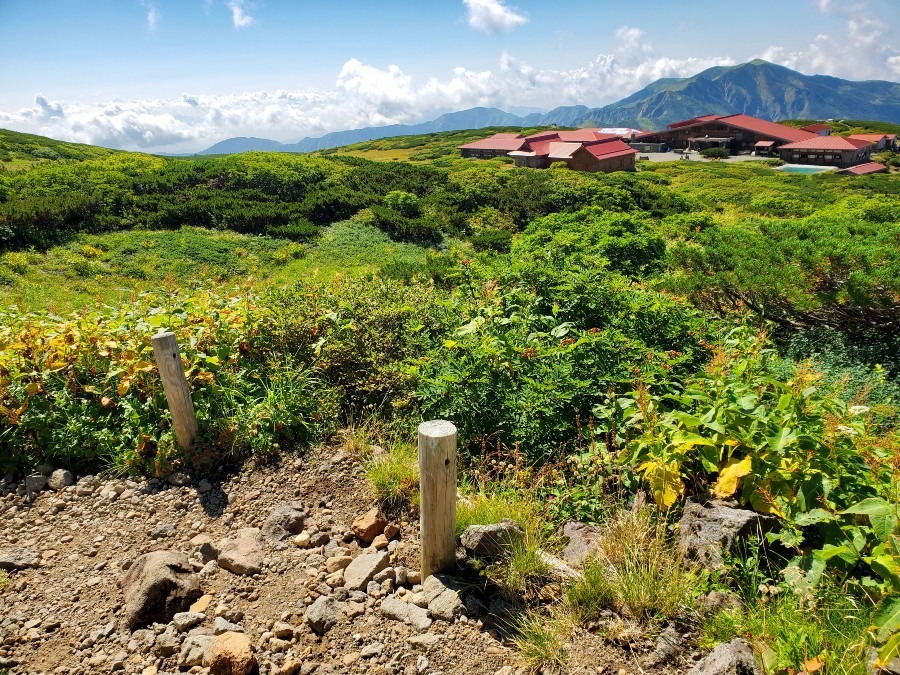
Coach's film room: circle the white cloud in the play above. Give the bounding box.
[889,55,900,76]
[769,1,898,79]
[226,0,254,29]
[0,28,741,153]
[146,3,160,30]
[464,0,528,34]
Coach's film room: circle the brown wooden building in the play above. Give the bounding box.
[634,113,817,153]
[777,136,874,166]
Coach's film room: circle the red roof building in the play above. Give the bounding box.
[633,113,816,153]
[778,136,874,167]
[848,133,892,151]
[800,123,832,135]
[458,133,527,158]
[840,162,889,175]
[506,134,637,172]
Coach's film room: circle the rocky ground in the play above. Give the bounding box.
[0,441,742,675]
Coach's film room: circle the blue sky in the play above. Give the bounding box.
[1,0,898,152]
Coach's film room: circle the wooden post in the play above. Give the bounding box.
[151,331,198,451]
[418,420,457,580]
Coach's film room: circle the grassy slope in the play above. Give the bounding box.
[0,221,431,313]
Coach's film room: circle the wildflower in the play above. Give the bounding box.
[836,425,858,437]
[848,405,870,416]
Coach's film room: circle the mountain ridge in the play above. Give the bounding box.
[196,60,900,155]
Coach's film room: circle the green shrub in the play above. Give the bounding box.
[470,227,512,253]
[700,147,730,159]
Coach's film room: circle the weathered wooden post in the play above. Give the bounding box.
[151,331,198,451]
[418,420,457,580]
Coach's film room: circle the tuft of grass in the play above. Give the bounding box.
[512,608,570,673]
[566,508,692,624]
[455,489,541,537]
[495,530,552,603]
[564,558,613,623]
[364,442,419,508]
[700,587,871,675]
[0,569,7,591]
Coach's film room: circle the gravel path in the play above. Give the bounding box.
[0,442,697,675]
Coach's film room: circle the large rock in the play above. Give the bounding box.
[459,519,524,558]
[218,538,263,576]
[47,469,74,491]
[178,634,216,668]
[559,521,602,566]
[121,551,202,630]
[422,574,465,622]
[679,500,776,570]
[352,508,387,543]
[381,595,432,631]
[209,631,256,675]
[261,502,308,542]
[305,596,343,635]
[688,638,761,675]
[0,548,41,570]
[25,474,47,500]
[343,551,390,591]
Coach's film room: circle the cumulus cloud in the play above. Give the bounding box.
[464,0,528,34]
[0,28,735,153]
[226,0,254,29]
[764,1,898,79]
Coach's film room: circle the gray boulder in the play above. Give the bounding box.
[422,574,465,622]
[25,474,47,500]
[343,551,390,591]
[559,521,602,565]
[217,538,263,576]
[120,551,203,630]
[261,501,309,542]
[381,595,432,631]
[459,519,524,558]
[178,634,215,668]
[47,469,74,491]
[0,548,40,570]
[679,500,776,570]
[689,638,761,675]
[305,596,342,635]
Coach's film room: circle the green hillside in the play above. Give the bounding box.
[0,128,117,169]
[1,128,900,671]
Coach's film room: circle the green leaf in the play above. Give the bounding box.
[877,633,900,666]
[766,426,797,453]
[873,597,900,643]
[868,554,900,591]
[872,513,899,542]
[842,497,892,517]
[793,509,835,527]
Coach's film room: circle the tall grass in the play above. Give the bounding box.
[565,508,693,623]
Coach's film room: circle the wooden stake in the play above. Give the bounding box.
[418,419,457,580]
[151,332,198,451]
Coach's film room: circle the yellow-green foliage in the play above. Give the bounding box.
[512,608,570,672]
[364,443,419,508]
[566,508,692,623]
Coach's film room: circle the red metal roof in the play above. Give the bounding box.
[458,135,528,151]
[716,114,816,143]
[780,136,874,150]
[755,140,775,147]
[843,162,888,175]
[524,131,562,141]
[668,114,723,129]
[522,139,556,156]
[848,134,888,142]
[800,123,832,132]
[585,139,638,159]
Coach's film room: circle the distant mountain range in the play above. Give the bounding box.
[196,60,900,155]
